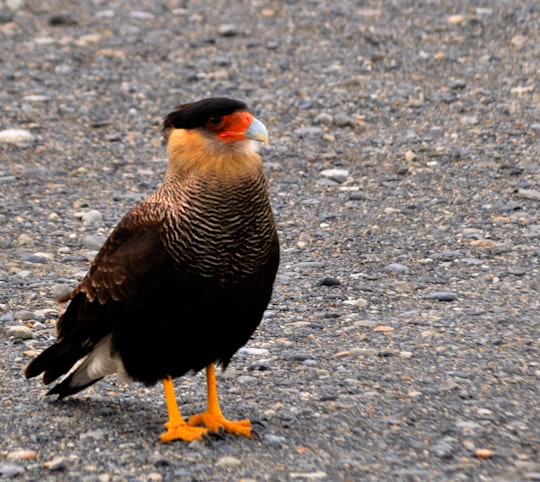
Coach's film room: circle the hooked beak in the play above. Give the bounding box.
[245,117,269,145]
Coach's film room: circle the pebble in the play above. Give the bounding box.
[17,233,35,247]
[290,471,327,480]
[456,420,481,431]
[384,263,408,273]
[353,318,376,327]
[344,298,369,309]
[0,463,25,477]
[82,234,106,249]
[218,24,239,37]
[517,188,540,201]
[6,326,33,339]
[146,452,170,466]
[0,10,14,23]
[349,192,366,201]
[294,127,323,138]
[130,11,154,20]
[215,456,242,468]
[7,450,37,460]
[405,150,417,162]
[239,347,269,356]
[14,310,35,321]
[447,14,466,24]
[314,113,333,125]
[460,258,484,265]
[350,348,378,357]
[470,239,496,249]
[0,237,12,249]
[0,128,35,146]
[23,94,51,103]
[450,79,467,90]
[475,448,495,459]
[6,0,24,10]
[318,276,341,286]
[21,253,50,264]
[333,113,351,127]
[80,429,105,440]
[49,13,78,26]
[431,438,456,458]
[44,456,66,471]
[427,291,457,301]
[399,351,413,359]
[81,210,104,225]
[264,434,286,447]
[319,168,350,183]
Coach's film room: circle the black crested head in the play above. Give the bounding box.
[162,98,248,133]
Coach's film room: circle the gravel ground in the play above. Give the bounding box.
[1,1,539,481]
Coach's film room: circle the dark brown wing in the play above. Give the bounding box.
[24,201,171,383]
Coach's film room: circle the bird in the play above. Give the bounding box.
[24,97,280,443]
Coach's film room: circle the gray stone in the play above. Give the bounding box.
[6,325,33,339]
[314,113,333,125]
[82,234,106,249]
[428,291,457,301]
[81,210,103,224]
[0,463,25,477]
[21,254,49,264]
[44,456,66,471]
[264,434,286,447]
[431,437,456,458]
[318,276,341,286]
[384,263,408,273]
[517,189,540,201]
[333,113,352,127]
[319,168,349,183]
[147,452,170,467]
[14,311,35,321]
[294,127,323,138]
[218,24,239,36]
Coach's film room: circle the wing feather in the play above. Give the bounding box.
[59,201,171,328]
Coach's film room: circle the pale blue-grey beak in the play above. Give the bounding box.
[245,117,269,145]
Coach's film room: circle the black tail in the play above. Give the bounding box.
[46,373,102,399]
[24,342,83,385]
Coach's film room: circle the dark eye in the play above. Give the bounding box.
[207,116,223,128]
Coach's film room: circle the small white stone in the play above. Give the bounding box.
[23,95,50,103]
[405,150,417,162]
[320,168,350,183]
[239,347,269,356]
[215,456,242,468]
[0,129,35,146]
[343,298,369,308]
[81,210,103,224]
[6,0,25,11]
[44,456,66,471]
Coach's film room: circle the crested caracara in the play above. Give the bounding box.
[25,97,279,442]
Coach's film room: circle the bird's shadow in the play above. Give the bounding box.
[39,387,264,446]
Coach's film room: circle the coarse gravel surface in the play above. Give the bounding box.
[1,1,539,481]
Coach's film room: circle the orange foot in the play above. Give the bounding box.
[158,420,208,444]
[188,411,252,438]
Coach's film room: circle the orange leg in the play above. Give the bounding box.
[188,364,252,437]
[158,376,208,443]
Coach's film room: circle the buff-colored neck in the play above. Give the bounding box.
[165,129,262,181]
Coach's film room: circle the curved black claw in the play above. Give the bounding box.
[251,420,266,440]
[206,426,226,440]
